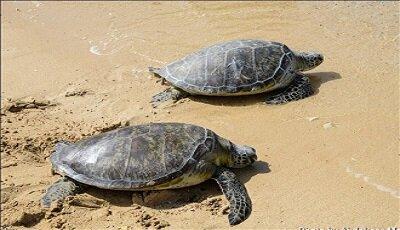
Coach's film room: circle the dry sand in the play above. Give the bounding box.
[1,1,399,229]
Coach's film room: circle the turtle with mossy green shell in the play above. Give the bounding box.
[42,122,257,226]
[149,39,323,106]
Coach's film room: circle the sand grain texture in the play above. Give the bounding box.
[1,1,399,229]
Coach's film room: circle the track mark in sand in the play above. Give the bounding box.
[88,29,132,56]
[345,165,400,199]
[89,41,124,56]
[129,50,167,65]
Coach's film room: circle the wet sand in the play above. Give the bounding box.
[1,1,399,229]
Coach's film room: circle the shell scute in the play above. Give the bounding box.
[159,40,294,95]
[225,47,256,90]
[51,123,212,190]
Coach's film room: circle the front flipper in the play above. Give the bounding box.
[151,87,188,108]
[265,74,314,104]
[212,167,252,226]
[41,177,80,208]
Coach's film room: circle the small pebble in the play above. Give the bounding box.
[307,117,319,122]
[220,205,230,215]
[157,220,170,229]
[323,122,334,129]
[142,213,151,220]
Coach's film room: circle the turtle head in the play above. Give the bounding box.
[229,144,257,168]
[295,52,324,71]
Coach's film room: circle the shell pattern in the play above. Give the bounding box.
[155,39,297,95]
[51,123,215,190]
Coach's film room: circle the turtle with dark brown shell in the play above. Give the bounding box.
[149,39,323,106]
[41,123,257,226]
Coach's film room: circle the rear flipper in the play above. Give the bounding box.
[151,87,188,108]
[212,167,252,226]
[41,177,80,208]
[265,74,314,104]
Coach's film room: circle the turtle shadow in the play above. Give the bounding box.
[233,160,271,183]
[188,93,264,107]
[83,160,270,210]
[184,71,341,107]
[84,188,135,207]
[307,71,342,95]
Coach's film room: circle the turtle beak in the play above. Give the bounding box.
[318,54,324,64]
[248,147,257,163]
[314,53,324,67]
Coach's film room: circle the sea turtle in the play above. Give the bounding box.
[41,123,257,226]
[149,39,323,106]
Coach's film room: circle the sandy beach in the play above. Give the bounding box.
[1,1,399,229]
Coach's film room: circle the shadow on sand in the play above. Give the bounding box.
[181,71,341,107]
[307,71,342,94]
[83,160,270,209]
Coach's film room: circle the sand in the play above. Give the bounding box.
[1,1,399,229]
